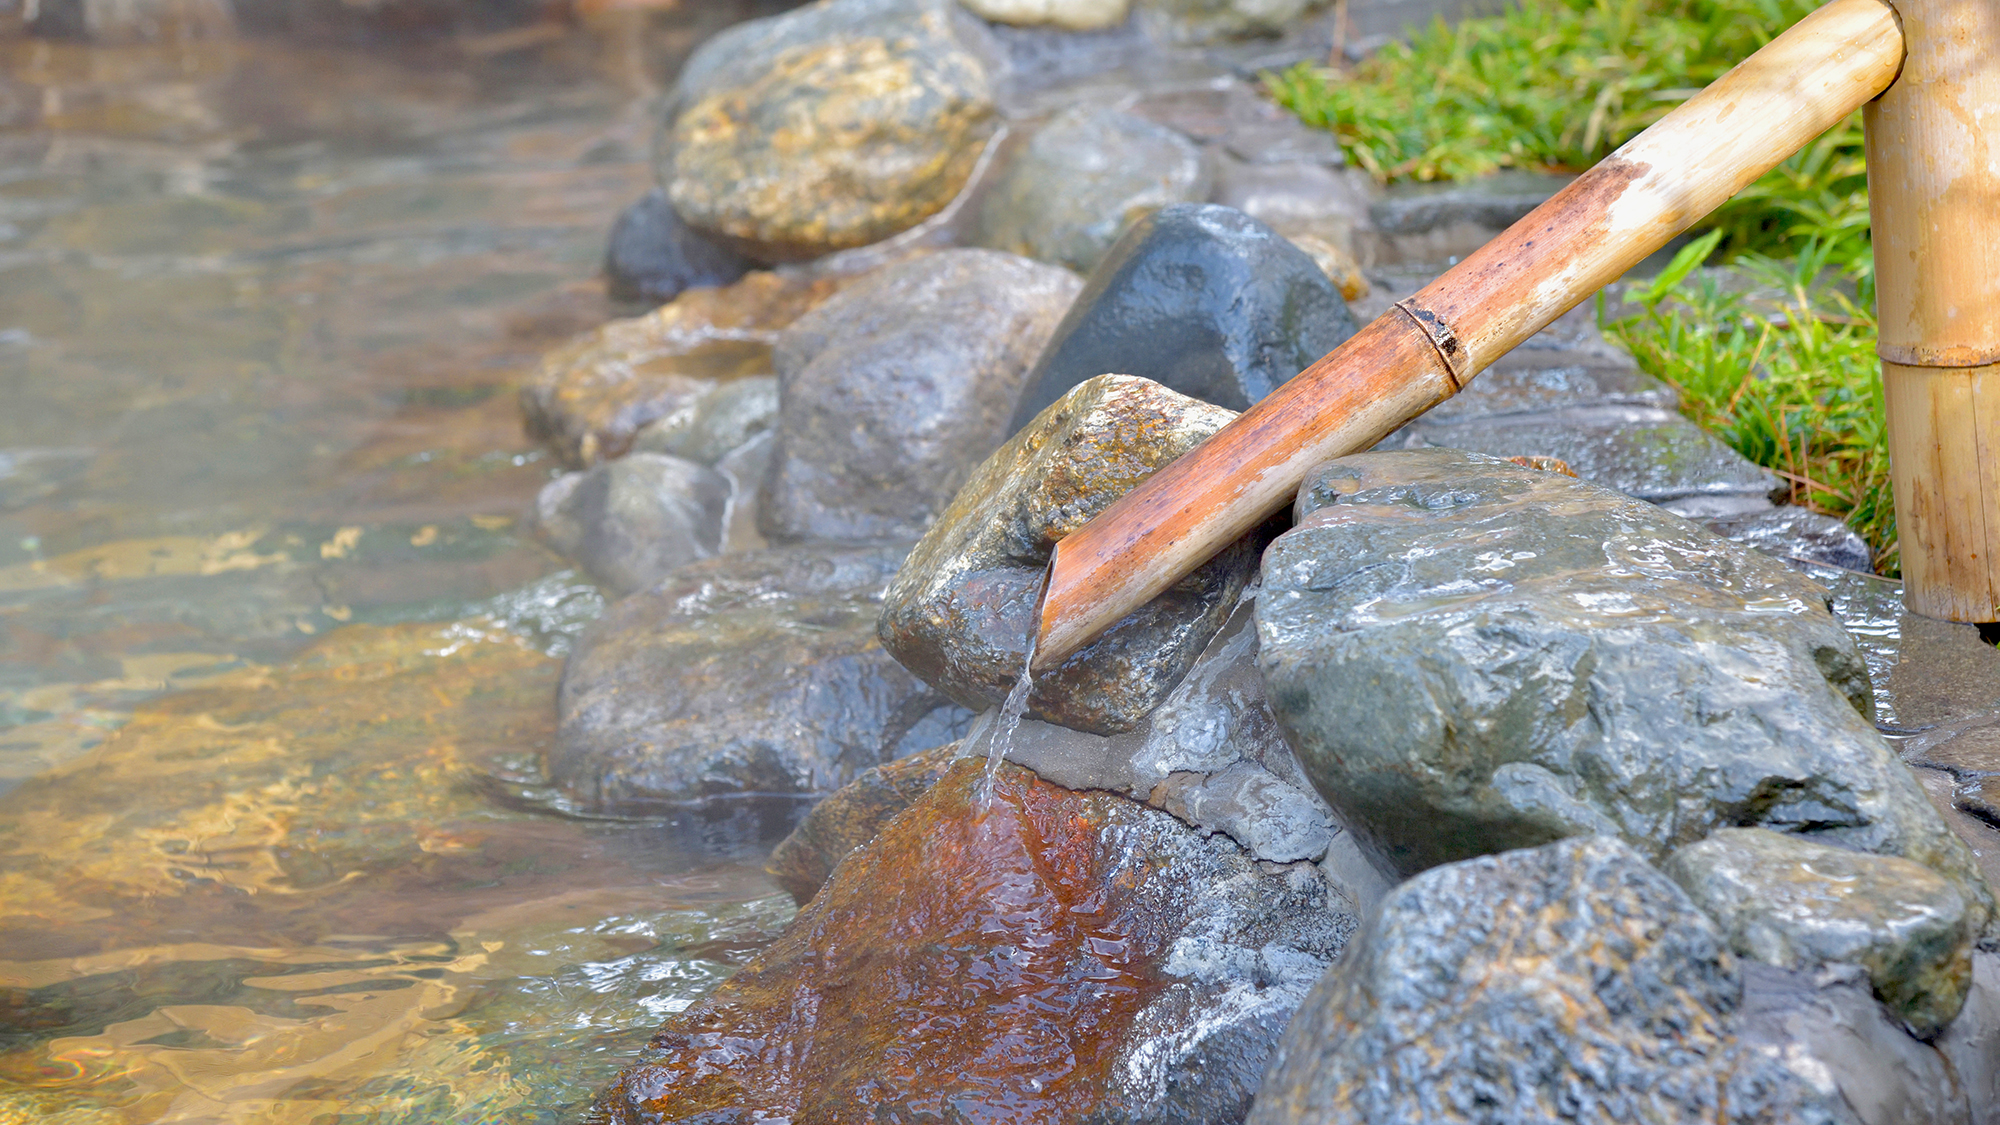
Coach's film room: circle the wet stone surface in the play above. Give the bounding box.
[764,739,969,904]
[1705,506,1876,573]
[879,374,1258,735]
[1248,836,1845,1125]
[627,375,780,467]
[1011,203,1356,428]
[521,270,844,469]
[1666,827,1976,1037]
[663,0,999,260]
[759,248,1081,543]
[553,543,973,811]
[530,453,730,598]
[974,104,1211,273]
[1255,448,1992,935]
[595,760,1357,1125]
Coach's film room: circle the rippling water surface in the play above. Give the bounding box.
[0,12,800,1121]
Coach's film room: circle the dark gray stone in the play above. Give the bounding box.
[530,453,730,597]
[1422,346,1680,422]
[880,373,1259,735]
[1707,507,1875,573]
[662,0,998,260]
[1254,449,1993,931]
[758,248,1080,543]
[1369,169,1575,235]
[1248,836,1848,1125]
[973,105,1210,273]
[628,375,778,467]
[552,543,973,811]
[603,189,752,306]
[1666,827,1976,1037]
[1010,203,1356,429]
[1392,404,1786,508]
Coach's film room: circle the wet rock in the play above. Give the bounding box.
[1420,344,1680,422]
[1706,506,1875,573]
[1737,959,1973,1125]
[978,601,1343,864]
[1369,170,1576,235]
[1129,81,1346,166]
[1665,827,1975,1037]
[1137,0,1333,44]
[552,544,972,811]
[1281,229,1369,302]
[962,0,1131,30]
[765,740,968,904]
[522,271,842,469]
[759,249,1081,543]
[530,454,730,598]
[1904,714,2000,833]
[663,0,998,260]
[594,760,1357,1124]
[880,374,1259,734]
[1011,204,1356,428]
[1937,952,2000,1124]
[602,189,752,306]
[1392,405,1785,508]
[1248,835,1846,1125]
[1256,448,1992,932]
[1210,158,1370,237]
[627,376,778,467]
[974,105,1210,273]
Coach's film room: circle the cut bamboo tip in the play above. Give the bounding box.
[1034,0,1907,670]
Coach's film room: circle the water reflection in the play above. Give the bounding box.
[1,8,799,1120]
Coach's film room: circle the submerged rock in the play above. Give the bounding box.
[626,376,779,467]
[1255,448,1992,932]
[663,0,998,260]
[879,374,1258,734]
[530,453,730,598]
[1010,204,1355,429]
[1667,827,1976,1037]
[1248,836,1846,1125]
[595,760,1357,1124]
[974,105,1210,273]
[760,249,1081,543]
[602,188,752,306]
[522,271,842,469]
[552,544,971,811]
[764,739,967,904]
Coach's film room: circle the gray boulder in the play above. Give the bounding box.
[1136,0,1332,44]
[552,544,972,810]
[974,104,1210,273]
[602,188,752,306]
[1010,204,1355,429]
[1667,827,1976,1037]
[757,249,1080,543]
[879,373,1259,734]
[1248,836,1848,1125]
[663,0,998,260]
[1254,448,1993,933]
[1706,506,1875,573]
[530,453,730,597]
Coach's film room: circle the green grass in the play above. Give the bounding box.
[1264,0,1894,569]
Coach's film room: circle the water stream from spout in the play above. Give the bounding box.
[978,564,1051,805]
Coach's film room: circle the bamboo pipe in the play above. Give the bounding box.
[1865,0,2000,620]
[1033,0,1908,668]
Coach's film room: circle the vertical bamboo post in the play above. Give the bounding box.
[1866,0,2000,620]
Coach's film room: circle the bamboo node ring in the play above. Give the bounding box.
[1393,298,1469,390]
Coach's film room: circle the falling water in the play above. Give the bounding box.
[978,565,1051,804]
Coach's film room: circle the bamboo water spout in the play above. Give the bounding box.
[1033,0,1909,669]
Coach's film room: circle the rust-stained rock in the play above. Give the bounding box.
[765,740,967,903]
[664,0,997,260]
[595,760,1356,1124]
[520,271,842,469]
[878,374,1261,735]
